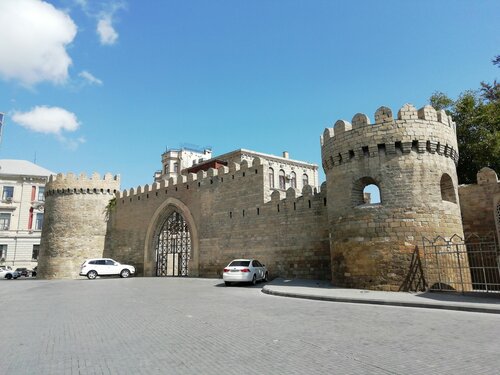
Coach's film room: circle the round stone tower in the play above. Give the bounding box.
[321,104,465,291]
[37,172,120,279]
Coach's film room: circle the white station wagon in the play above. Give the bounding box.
[80,258,135,280]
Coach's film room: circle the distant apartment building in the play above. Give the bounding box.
[0,160,54,269]
[155,147,319,198]
[154,147,212,182]
[185,149,320,199]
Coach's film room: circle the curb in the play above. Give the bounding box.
[261,287,500,315]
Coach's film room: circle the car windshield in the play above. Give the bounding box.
[228,260,250,267]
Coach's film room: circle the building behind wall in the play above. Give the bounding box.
[154,147,212,182]
[0,160,54,269]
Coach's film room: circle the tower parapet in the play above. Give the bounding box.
[321,104,458,172]
[321,104,466,291]
[38,172,120,279]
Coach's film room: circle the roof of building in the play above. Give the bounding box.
[213,148,318,168]
[0,159,55,177]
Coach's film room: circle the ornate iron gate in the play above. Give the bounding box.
[155,211,191,277]
[422,234,500,292]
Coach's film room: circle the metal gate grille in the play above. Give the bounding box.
[422,234,500,292]
[156,211,191,277]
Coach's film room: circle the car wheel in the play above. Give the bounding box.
[6,273,12,280]
[263,272,268,282]
[87,270,98,280]
[252,274,257,285]
[120,269,130,278]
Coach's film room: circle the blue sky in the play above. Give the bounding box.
[0,0,499,190]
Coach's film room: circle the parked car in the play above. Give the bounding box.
[80,258,135,280]
[222,259,268,286]
[0,267,20,280]
[15,267,30,277]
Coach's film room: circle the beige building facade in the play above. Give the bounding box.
[0,160,54,269]
[154,147,212,182]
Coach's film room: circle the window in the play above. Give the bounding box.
[38,186,45,202]
[164,164,169,174]
[105,259,116,266]
[290,172,297,188]
[32,245,40,260]
[302,174,309,187]
[352,177,381,206]
[2,186,13,201]
[440,174,456,203]
[35,213,44,230]
[279,170,286,189]
[28,208,34,230]
[173,163,179,173]
[229,260,250,267]
[0,244,7,261]
[363,184,381,204]
[268,168,275,188]
[0,213,10,230]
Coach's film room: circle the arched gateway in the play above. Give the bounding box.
[144,197,199,277]
[155,211,191,276]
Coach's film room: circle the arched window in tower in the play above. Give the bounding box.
[302,173,309,187]
[290,171,297,188]
[352,177,381,206]
[268,168,275,188]
[279,170,286,189]
[362,184,381,204]
[173,163,179,173]
[440,174,457,203]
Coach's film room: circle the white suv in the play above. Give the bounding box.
[80,258,135,280]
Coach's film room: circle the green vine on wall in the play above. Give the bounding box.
[104,197,117,222]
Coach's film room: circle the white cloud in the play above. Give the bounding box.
[12,106,80,135]
[97,16,119,45]
[79,70,103,85]
[0,0,77,86]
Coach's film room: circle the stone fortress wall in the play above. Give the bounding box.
[37,101,499,291]
[321,104,465,290]
[104,158,330,280]
[459,167,500,239]
[37,173,120,279]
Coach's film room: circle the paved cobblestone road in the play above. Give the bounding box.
[1,277,499,375]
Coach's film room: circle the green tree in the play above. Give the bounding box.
[429,57,500,184]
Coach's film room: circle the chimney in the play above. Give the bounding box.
[283,151,289,159]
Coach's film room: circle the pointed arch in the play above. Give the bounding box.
[144,197,199,277]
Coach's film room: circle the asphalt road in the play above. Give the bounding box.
[1,277,499,374]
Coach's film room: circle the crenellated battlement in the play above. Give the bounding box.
[46,172,120,196]
[320,104,458,171]
[116,158,265,202]
[267,182,326,211]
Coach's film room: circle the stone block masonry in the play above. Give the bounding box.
[458,167,500,239]
[105,158,330,280]
[36,101,497,293]
[321,104,466,291]
[37,173,120,279]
